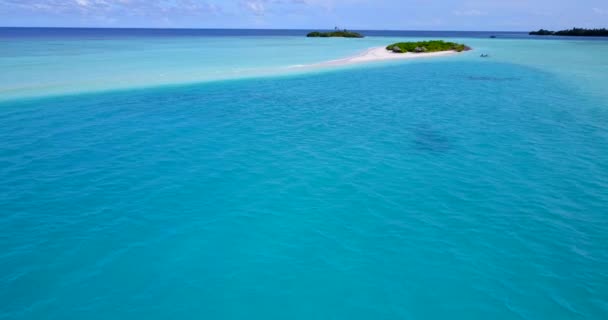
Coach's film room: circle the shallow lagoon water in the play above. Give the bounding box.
[2,29,608,101]
[1,30,607,319]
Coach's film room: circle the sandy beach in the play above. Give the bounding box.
[294,46,461,69]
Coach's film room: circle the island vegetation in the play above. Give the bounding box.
[530,28,608,37]
[307,29,364,38]
[386,40,471,53]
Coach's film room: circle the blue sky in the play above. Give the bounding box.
[1,0,607,31]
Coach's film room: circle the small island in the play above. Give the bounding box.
[307,29,364,38]
[386,40,471,53]
[530,28,608,37]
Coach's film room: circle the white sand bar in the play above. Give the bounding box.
[292,46,461,69]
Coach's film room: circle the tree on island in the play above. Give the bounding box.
[530,28,608,36]
[306,28,364,38]
[386,40,471,53]
[529,29,555,35]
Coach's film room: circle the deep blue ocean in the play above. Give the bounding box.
[0,27,528,38]
[1,28,607,319]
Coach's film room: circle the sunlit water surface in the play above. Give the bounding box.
[1,29,607,319]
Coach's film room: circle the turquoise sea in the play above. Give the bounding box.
[1,28,607,319]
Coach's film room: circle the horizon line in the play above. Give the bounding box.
[0,26,529,33]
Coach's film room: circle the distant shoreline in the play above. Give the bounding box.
[530,28,608,37]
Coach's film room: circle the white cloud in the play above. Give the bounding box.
[1,0,220,15]
[239,0,363,16]
[244,0,266,15]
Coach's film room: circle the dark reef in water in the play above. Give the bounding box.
[466,76,520,82]
[413,125,451,152]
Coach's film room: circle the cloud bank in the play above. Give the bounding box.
[1,0,607,30]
